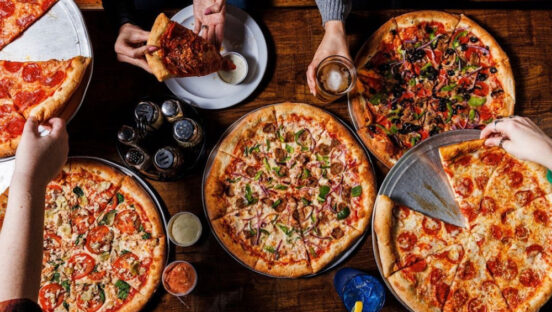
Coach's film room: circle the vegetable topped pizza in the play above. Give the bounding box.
[374,139,552,312]
[351,11,514,167]
[205,103,376,277]
[0,159,166,312]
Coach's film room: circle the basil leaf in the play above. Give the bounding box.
[351,185,362,197]
[337,207,350,220]
[73,186,84,197]
[99,210,117,226]
[115,280,131,300]
[98,284,106,303]
[285,144,294,154]
[61,280,71,292]
[51,272,60,282]
[142,232,151,239]
[469,109,476,121]
[116,193,124,204]
[63,301,69,310]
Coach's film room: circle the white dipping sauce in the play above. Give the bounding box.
[169,212,202,246]
[218,53,247,84]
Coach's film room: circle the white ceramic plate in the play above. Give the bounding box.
[165,5,268,110]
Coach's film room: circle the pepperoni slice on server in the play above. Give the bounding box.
[397,231,417,251]
[422,217,442,235]
[41,70,66,87]
[38,283,64,311]
[13,89,45,112]
[22,63,41,82]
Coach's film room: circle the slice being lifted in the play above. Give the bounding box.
[147,13,232,82]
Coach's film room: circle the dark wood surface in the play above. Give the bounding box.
[70,7,552,312]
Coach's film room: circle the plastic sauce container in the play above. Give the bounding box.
[168,212,202,247]
[162,261,197,296]
[218,52,248,85]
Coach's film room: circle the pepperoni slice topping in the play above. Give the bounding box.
[397,206,410,219]
[3,61,21,72]
[519,268,542,287]
[455,155,472,166]
[41,70,66,87]
[408,259,427,272]
[534,209,549,225]
[526,244,544,257]
[436,282,450,305]
[38,283,64,311]
[502,259,518,281]
[515,225,529,240]
[22,63,41,82]
[85,225,114,254]
[397,232,417,251]
[422,217,442,235]
[441,245,464,264]
[458,260,476,280]
[480,196,496,215]
[14,89,45,112]
[0,0,14,18]
[0,79,10,99]
[502,287,520,308]
[508,171,523,188]
[451,289,469,308]
[467,298,487,312]
[515,190,533,207]
[490,224,503,240]
[501,208,514,224]
[475,176,489,190]
[113,252,141,281]
[429,268,444,284]
[481,151,502,165]
[114,210,141,234]
[6,118,24,136]
[69,253,95,280]
[456,177,474,197]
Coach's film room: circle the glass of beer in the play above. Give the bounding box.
[315,55,357,103]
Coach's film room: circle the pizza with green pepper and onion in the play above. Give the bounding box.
[350,11,515,168]
[0,159,166,312]
[205,103,376,277]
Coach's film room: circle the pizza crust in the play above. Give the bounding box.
[387,271,441,312]
[211,217,260,269]
[71,159,126,189]
[357,127,397,168]
[350,93,374,129]
[373,194,399,278]
[394,10,460,33]
[29,56,91,120]
[0,136,18,158]
[255,258,312,278]
[309,228,363,272]
[204,151,236,220]
[354,18,399,68]
[146,13,173,82]
[439,139,485,163]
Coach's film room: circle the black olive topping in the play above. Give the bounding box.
[445,48,455,55]
[490,67,497,74]
[461,44,468,51]
[447,69,455,76]
[469,36,478,43]
[477,73,488,81]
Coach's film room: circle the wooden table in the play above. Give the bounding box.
[70,7,552,312]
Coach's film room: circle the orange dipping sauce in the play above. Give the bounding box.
[163,261,197,295]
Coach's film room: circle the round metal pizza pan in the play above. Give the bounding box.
[165,5,268,110]
[0,0,94,161]
[371,129,481,312]
[201,103,376,278]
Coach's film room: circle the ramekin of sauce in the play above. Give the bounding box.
[217,52,248,85]
[162,261,197,296]
[167,212,202,247]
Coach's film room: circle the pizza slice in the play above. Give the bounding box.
[0,100,24,157]
[443,237,509,312]
[146,13,231,81]
[0,57,90,119]
[374,195,469,277]
[439,139,505,224]
[0,189,6,228]
[254,196,313,277]
[297,199,363,272]
[0,0,58,50]
[211,202,280,270]
[388,244,464,312]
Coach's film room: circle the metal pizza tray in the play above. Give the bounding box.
[201,103,376,278]
[0,0,94,163]
[371,130,481,312]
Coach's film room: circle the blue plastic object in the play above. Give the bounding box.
[334,268,385,312]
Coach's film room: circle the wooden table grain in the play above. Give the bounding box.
[71,7,552,312]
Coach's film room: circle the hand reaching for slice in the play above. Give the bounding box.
[115,23,158,73]
[193,0,226,49]
[480,116,552,170]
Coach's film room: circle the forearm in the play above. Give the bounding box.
[0,174,46,302]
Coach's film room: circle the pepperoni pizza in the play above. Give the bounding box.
[0,159,166,312]
[350,11,515,168]
[374,139,552,311]
[0,56,90,157]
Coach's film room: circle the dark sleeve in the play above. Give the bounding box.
[0,299,42,312]
[102,0,137,29]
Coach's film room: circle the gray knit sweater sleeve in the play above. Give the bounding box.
[315,0,352,25]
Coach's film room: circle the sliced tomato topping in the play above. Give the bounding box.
[113,252,141,281]
[39,283,64,311]
[77,284,105,312]
[69,253,95,280]
[85,225,113,254]
[473,82,489,96]
[114,210,141,234]
[71,209,93,234]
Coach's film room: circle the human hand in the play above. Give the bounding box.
[14,118,69,187]
[307,21,351,96]
[193,0,226,48]
[480,116,552,169]
[114,23,158,73]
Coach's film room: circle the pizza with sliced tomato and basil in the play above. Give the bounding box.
[0,159,166,312]
[351,11,514,168]
[205,103,376,277]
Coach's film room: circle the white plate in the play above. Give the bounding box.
[165,5,268,110]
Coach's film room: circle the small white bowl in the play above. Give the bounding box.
[217,52,248,85]
[167,212,202,247]
[162,260,197,296]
